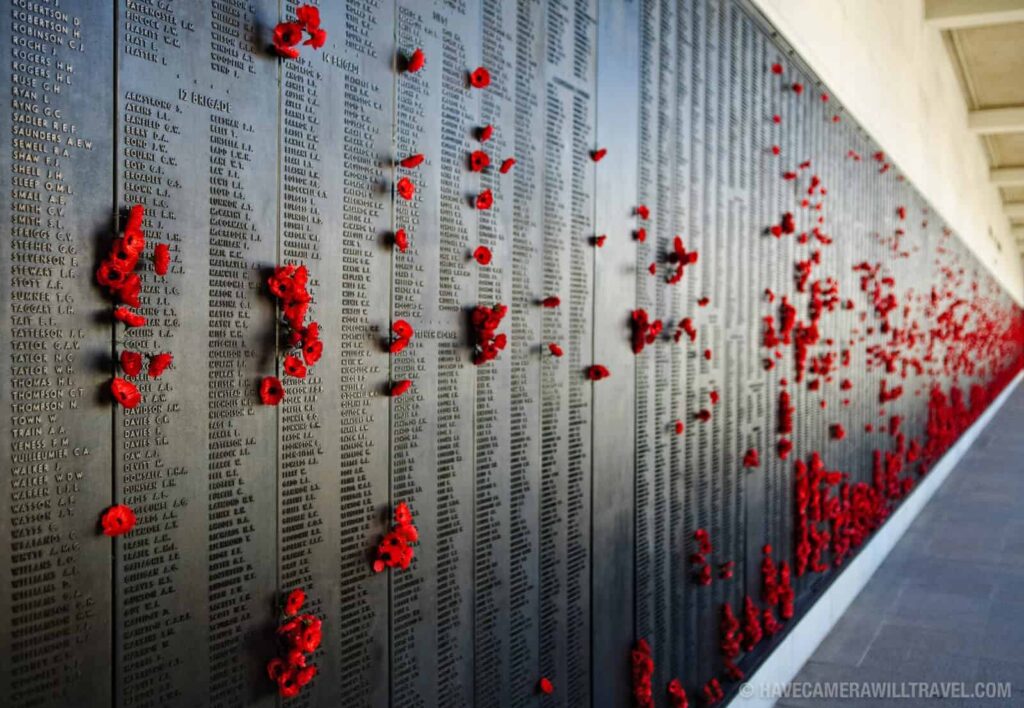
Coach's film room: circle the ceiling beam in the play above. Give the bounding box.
[992,167,1024,186]
[925,0,1024,28]
[1007,202,1024,219]
[969,106,1024,134]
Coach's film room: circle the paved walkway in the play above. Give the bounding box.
[778,382,1024,708]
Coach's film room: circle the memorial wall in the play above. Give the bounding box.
[2,1,1022,707]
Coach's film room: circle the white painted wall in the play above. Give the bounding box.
[749,0,1024,303]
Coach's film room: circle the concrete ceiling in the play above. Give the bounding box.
[927,0,1024,247]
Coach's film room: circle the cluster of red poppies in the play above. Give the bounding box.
[689,528,714,586]
[266,589,321,698]
[702,678,724,705]
[271,4,325,58]
[373,502,419,573]
[260,264,322,405]
[631,308,663,355]
[96,205,174,409]
[719,603,742,679]
[630,638,654,708]
[673,317,697,344]
[665,236,699,285]
[742,448,760,468]
[471,303,508,365]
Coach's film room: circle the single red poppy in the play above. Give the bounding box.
[304,27,326,49]
[636,204,650,220]
[390,379,413,397]
[539,677,554,694]
[148,353,172,378]
[389,338,409,354]
[541,296,561,308]
[126,204,145,233]
[469,66,491,88]
[821,92,829,101]
[392,319,414,339]
[113,307,146,328]
[277,668,301,698]
[830,423,846,440]
[743,448,760,468]
[153,243,170,275]
[587,364,610,381]
[118,273,142,308]
[591,147,607,162]
[405,48,425,73]
[771,145,781,155]
[499,157,515,173]
[260,376,285,405]
[296,665,317,687]
[675,420,685,435]
[396,177,415,200]
[284,354,307,378]
[469,150,490,172]
[111,377,141,408]
[771,62,783,74]
[592,235,607,247]
[296,5,320,30]
[549,343,564,357]
[697,297,709,307]
[400,153,424,169]
[635,227,647,242]
[475,189,493,210]
[120,351,143,377]
[648,262,657,275]
[100,504,136,537]
[303,338,323,366]
[273,22,304,58]
[704,349,712,360]
[267,658,286,682]
[695,409,711,422]
[473,246,492,265]
[284,588,306,616]
[792,82,804,94]
[393,229,409,252]
[479,124,494,142]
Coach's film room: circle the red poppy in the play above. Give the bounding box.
[675,420,685,435]
[296,665,317,687]
[635,227,647,242]
[549,343,563,357]
[667,678,688,707]
[773,114,782,123]
[830,423,846,440]
[118,273,142,308]
[303,338,323,366]
[469,66,491,88]
[400,153,424,169]
[304,27,326,49]
[539,677,554,694]
[405,48,425,73]
[153,243,170,275]
[273,22,304,58]
[284,588,305,616]
[390,379,413,397]
[771,62,783,74]
[393,319,414,339]
[792,82,804,94]
[389,338,409,354]
[499,157,515,174]
[777,437,793,459]
[704,348,712,360]
[296,5,320,29]
[473,246,492,265]
[100,504,136,537]
[396,177,415,200]
[120,351,143,377]
[277,668,300,698]
[475,189,493,210]
[284,354,307,378]
[260,376,285,405]
[586,365,610,381]
[697,297,709,307]
[648,262,656,275]
[148,353,172,378]
[542,296,560,308]
[111,377,141,408]
[591,147,607,162]
[636,204,650,220]
[743,448,760,468]
[479,124,494,142]
[469,150,490,172]
[695,409,711,422]
[267,658,286,682]
[125,204,145,233]
[393,228,409,252]
[113,307,147,328]
[592,235,607,247]
[771,145,781,155]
